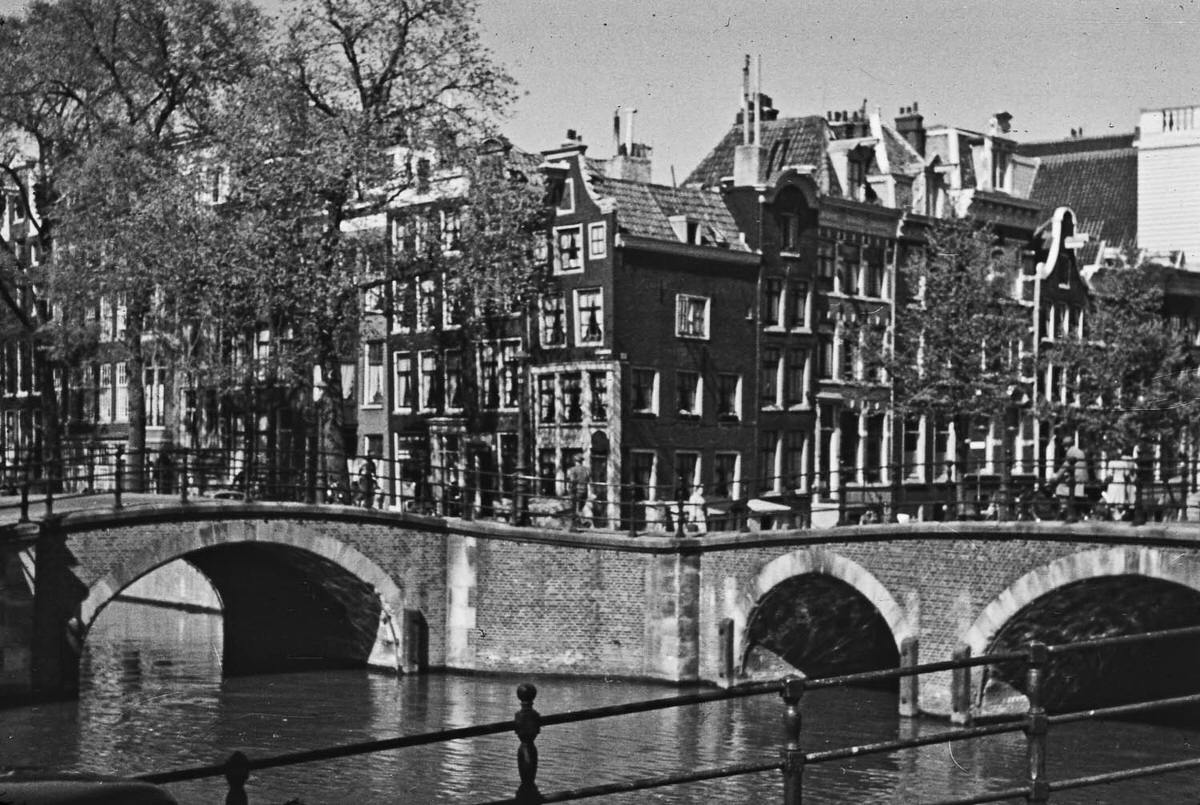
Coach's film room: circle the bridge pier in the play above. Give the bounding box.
[30,517,86,701]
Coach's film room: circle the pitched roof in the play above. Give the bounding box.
[683,116,829,189]
[587,173,747,250]
[1028,146,1138,259]
[881,126,925,176]
[1017,134,1136,159]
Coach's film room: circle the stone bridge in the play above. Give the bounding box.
[4,499,1200,720]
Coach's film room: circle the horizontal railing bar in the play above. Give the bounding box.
[537,680,782,728]
[1049,691,1200,725]
[805,720,1025,765]
[137,717,522,783]
[806,650,1028,690]
[921,784,1034,805]
[1048,756,1200,792]
[473,760,782,804]
[1047,623,1200,654]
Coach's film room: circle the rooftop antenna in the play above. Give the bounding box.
[741,55,751,146]
[754,55,763,146]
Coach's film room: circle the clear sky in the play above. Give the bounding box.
[476,0,1200,183]
[3,0,1198,185]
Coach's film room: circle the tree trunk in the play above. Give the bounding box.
[125,305,147,492]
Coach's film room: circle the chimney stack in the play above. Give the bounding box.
[607,107,652,183]
[894,102,925,156]
[733,54,768,186]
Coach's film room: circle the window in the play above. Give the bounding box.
[576,288,603,344]
[785,349,807,407]
[115,297,127,341]
[837,244,859,295]
[444,349,462,410]
[675,452,700,498]
[99,298,114,341]
[903,417,921,477]
[419,351,438,409]
[631,369,658,414]
[630,451,656,502]
[840,332,857,381]
[759,431,779,494]
[480,343,499,409]
[115,361,128,422]
[779,212,800,252]
[443,275,464,329]
[787,281,808,329]
[417,277,437,330]
[390,279,410,333]
[933,417,951,476]
[589,371,608,420]
[784,431,806,490]
[675,294,710,339]
[817,242,835,280]
[538,448,558,495]
[817,336,834,379]
[364,283,385,313]
[98,364,112,423]
[588,222,607,259]
[363,343,385,407]
[557,178,575,213]
[499,341,520,408]
[562,372,583,422]
[540,294,566,347]
[393,214,429,255]
[440,209,462,252]
[713,453,739,499]
[717,373,741,419]
[761,347,781,408]
[763,279,782,327]
[677,371,701,417]
[394,353,414,410]
[538,375,556,423]
[555,225,583,273]
[865,414,885,483]
[862,251,885,298]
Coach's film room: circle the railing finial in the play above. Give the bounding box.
[514,682,543,804]
[223,750,250,805]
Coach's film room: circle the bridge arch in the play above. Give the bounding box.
[734,547,912,677]
[965,546,1200,713]
[79,520,408,674]
[963,546,1200,656]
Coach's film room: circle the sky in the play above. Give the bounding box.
[3,0,1199,185]
[474,0,1200,183]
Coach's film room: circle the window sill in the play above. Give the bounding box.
[360,404,385,411]
[631,411,658,418]
[675,334,710,341]
[677,412,701,420]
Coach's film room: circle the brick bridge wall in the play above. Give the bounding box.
[6,504,1200,716]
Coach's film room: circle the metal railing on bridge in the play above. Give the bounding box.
[0,445,1196,533]
[127,624,1200,803]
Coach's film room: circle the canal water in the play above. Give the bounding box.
[0,601,1198,804]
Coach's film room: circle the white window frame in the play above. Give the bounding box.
[676,370,703,417]
[418,350,437,411]
[575,287,604,344]
[713,451,741,499]
[393,352,414,412]
[98,364,112,424]
[114,361,129,423]
[588,222,607,259]
[362,342,385,408]
[555,225,584,274]
[631,368,659,415]
[675,294,711,340]
[557,177,575,214]
[717,373,742,420]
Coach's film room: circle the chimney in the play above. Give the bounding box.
[733,54,767,186]
[606,107,652,183]
[894,102,925,156]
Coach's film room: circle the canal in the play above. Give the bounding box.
[0,601,1198,803]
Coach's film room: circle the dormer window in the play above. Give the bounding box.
[992,148,1011,192]
[669,214,706,245]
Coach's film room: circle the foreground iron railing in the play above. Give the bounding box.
[0,445,1195,532]
[128,624,1200,803]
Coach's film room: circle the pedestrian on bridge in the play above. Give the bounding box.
[357,455,378,509]
[1055,437,1090,522]
[566,454,591,529]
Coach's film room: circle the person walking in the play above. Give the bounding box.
[357,454,378,509]
[565,454,591,529]
[1054,437,1089,521]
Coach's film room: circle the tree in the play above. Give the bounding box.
[0,0,267,486]
[860,215,1031,516]
[1050,259,1200,471]
[216,0,516,484]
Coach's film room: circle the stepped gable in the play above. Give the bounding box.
[1028,143,1138,259]
[683,115,829,189]
[589,172,748,249]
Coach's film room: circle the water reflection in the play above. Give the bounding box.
[0,601,1196,803]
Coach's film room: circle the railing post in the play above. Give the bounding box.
[950,644,972,726]
[1024,641,1050,804]
[43,467,53,519]
[180,452,189,504]
[675,497,686,539]
[18,477,29,523]
[114,446,125,510]
[223,750,249,805]
[513,682,542,805]
[898,636,919,718]
[780,674,805,805]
